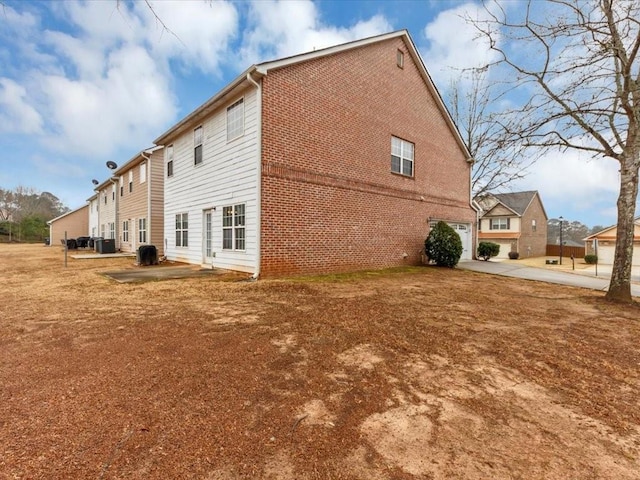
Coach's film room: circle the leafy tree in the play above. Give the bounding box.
[425,221,463,268]
[468,0,640,302]
[547,218,591,245]
[478,241,500,261]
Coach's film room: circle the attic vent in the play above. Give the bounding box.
[396,49,404,69]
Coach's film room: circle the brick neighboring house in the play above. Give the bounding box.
[476,191,548,258]
[47,204,89,245]
[113,147,165,255]
[154,30,477,276]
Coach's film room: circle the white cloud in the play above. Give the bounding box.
[240,0,392,64]
[39,45,175,156]
[420,3,498,89]
[0,78,43,134]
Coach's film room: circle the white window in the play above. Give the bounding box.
[101,224,105,237]
[138,217,147,243]
[122,220,129,242]
[108,222,115,239]
[223,204,246,250]
[490,218,510,230]
[166,144,174,177]
[194,126,203,165]
[227,98,244,142]
[397,49,404,68]
[119,176,124,196]
[176,213,188,247]
[391,136,414,176]
[140,162,146,183]
[532,219,537,232]
[129,170,133,193]
[111,184,115,201]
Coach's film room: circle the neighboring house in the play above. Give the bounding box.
[476,190,548,258]
[94,177,119,246]
[88,194,99,238]
[153,30,477,276]
[584,218,640,265]
[47,205,89,245]
[113,147,165,255]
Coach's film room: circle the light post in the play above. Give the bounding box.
[559,216,564,265]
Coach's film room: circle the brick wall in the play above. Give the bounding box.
[260,37,476,276]
[520,195,548,257]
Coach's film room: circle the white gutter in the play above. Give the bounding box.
[246,71,262,280]
[141,150,153,248]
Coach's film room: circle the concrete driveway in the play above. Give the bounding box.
[457,260,640,298]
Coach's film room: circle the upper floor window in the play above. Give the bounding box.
[391,136,414,177]
[194,126,203,165]
[140,162,146,183]
[119,176,123,196]
[166,144,174,177]
[490,218,510,230]
[227,98,244,142]
[532,219,537,232]
[128,170,133,193]
[397,49,404,68]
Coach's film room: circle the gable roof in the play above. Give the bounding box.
[153,30,472,161]
[477,191,546,218]
[114,145,163,177]
[584,216,640,240]
[47,204,88,225]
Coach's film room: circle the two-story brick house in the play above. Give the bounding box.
[113,147,165,255]
[154,30,478,276]
[476,190,548,258]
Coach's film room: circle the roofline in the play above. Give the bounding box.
[47,204,89,225]
[584,216,640,240]
[113,145,163,176]
[152,29,473,161]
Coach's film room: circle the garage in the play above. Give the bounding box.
[446,222,473,260]
[594,242,640,266]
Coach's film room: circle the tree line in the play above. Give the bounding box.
[0,187,69,242]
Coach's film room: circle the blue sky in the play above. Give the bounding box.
[0,0,623,229]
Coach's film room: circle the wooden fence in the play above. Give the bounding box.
[545,244,585,258]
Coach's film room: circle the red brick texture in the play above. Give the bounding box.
[260,37,476,276]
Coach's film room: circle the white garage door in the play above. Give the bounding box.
[447,223,472,260]
[493,241,512,259]
[595,244,640,266]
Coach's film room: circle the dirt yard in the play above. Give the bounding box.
[1,244,639,479]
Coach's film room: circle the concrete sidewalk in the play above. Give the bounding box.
[457,260,640,297]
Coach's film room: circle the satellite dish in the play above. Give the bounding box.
[106,161,118,170]
[92,179,99,185]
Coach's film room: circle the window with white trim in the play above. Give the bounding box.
[122,220,129,242]
[176,213,188,247]
[138,217,147,243]
[223,204,245,250]
[490,218,510,230]
[108,222,115,239]
[194,126,203,165]
[119,176,124,196]
[227,98,244,141]
[391,136,414,176]
[166,144,174,177]
[111,184,115,201]
[140,162,146,183]
[129,170,133,193]
[532,219,537,232]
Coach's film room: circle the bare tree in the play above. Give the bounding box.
[468,0,640,302]
[448,70,535,196]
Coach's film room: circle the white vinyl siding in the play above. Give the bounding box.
[163,87,259,272]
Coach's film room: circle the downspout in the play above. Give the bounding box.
[109,177,119,250]
[467,156,480,260]
[247,71,262,280]
[141,150,153,249]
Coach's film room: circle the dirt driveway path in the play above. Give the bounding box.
[1,245,639,479]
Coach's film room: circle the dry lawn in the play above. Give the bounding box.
[1,244,639,479]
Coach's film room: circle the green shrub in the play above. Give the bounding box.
[508,251,520,260]
[584,254,598,264]
[425,221,463,268]
[477,242,500,261]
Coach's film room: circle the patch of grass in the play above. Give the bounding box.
[285,265,430,283]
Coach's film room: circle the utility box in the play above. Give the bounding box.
[137,245,158,266]
[96,238,115,254]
